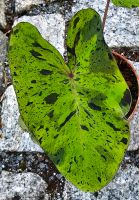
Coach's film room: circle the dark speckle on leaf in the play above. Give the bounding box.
[120,89,131,107]
[40,69,53,75]
[67,161,73,173]
[39,91,42,96]
[96,47,101,51]
[98,177,101,183]
[52,148,65,165]
[84,109,92,117]
[88,101,102,111]
[44,93,59,104]
[75,78,80,81]
[48,110,54,118]
[32,42,42,47]
[96,27,100,31]
[106,140,111,143]
[32,42,46,50]
[106,121,121,131]
[108,52,113,60]
[120,137,128,145]
[14,72,17,76]
[101,155,106,161]
[38,137,43,144]
[67,46,75,56]
[74,31,80,48]
[104,148,107,152]
[37,125,44,131]
[30,50,42,57]
[102,112,106,116]
[14,29,19,34]
[59,110,76,130]
[81,125,89,131]
[46,128,49,132]
[74,156,78,163]
[73,17,80,28]
[30,50,46,60]
[31,80,36,83]
[54,134,59,139]
[26,102,33,106]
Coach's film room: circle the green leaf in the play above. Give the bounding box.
[112,0,139,8]
[8,8,131,192]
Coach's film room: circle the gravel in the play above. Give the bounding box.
[15,0,45,13]
[133,62,139,76]
[0,0,6,29]
[0,31,8,96]
[0,171,49,200]
[0,31,7,63]
[128,61,139,150]
[0,85,43,152]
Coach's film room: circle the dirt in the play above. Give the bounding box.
[112,47,139,62]
[0,151,65,199]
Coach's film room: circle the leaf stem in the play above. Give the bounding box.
[102,0,110,31]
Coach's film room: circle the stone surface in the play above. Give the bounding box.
[133,62,139,76]
[0,171,48,200]
[15,0,45,13]
[0,31,8,96]
[0,0,6,29]
[128,61,139,151]
[0,31,7,63]
[0,85,43,152]
[129,104,139,151]
[14,14,65,56]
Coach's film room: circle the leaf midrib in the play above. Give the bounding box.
[69,77,85,144]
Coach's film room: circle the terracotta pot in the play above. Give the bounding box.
[112,51,139,120]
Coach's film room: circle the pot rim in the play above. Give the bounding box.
[112,50,139,121]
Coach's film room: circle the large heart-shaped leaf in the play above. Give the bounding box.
[112,0,139,8]
[8,8,131,192]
